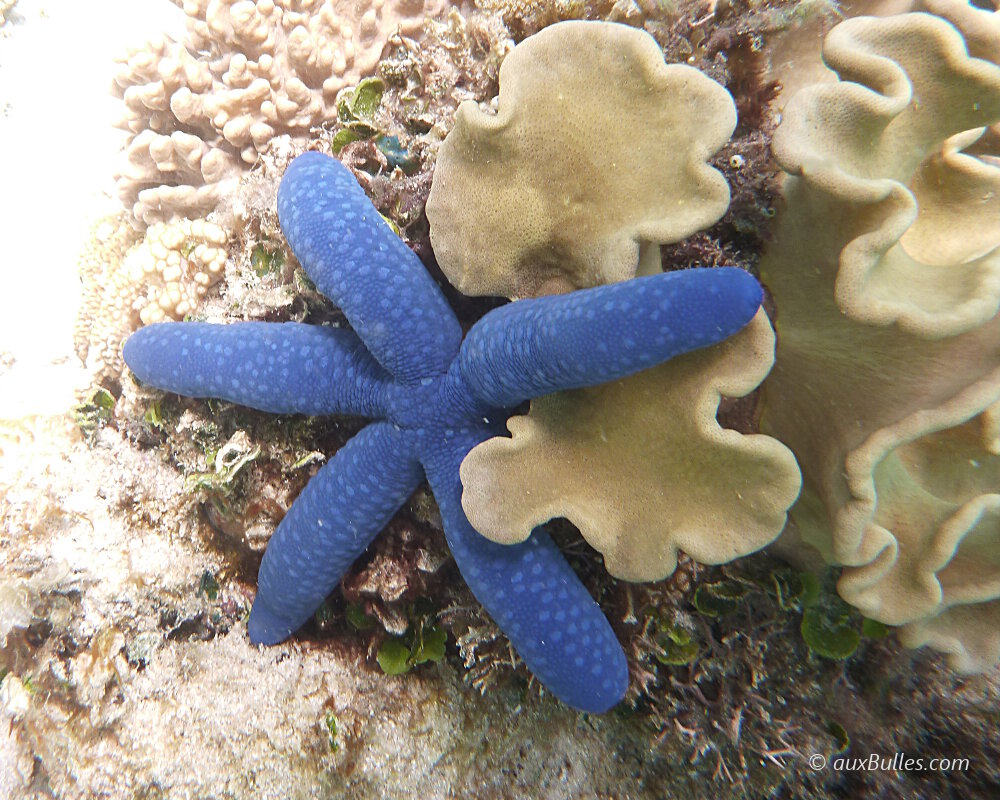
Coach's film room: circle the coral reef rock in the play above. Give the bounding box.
[0,414,681,800]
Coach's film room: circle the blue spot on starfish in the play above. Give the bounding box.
[123,151,763,713]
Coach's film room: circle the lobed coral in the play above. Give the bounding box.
[131,218,229,325]
[759,0,1000,672]
[75,216,227,383]
[114,0,446,224]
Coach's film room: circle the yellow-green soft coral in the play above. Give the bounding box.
[425,20,737,298]
[759,0,1000,671]
[461,310,802,581]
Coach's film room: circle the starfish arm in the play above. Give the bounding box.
[123,321,390,417]
[277,151,463,385]
[423,437,628,714]
[457,267,763,409]
[248,421,423,644]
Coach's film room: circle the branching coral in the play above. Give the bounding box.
[425,20,737,298]
[759,0,1000,671]
[114,0,446,224]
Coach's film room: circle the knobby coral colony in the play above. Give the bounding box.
[123,152,763,713]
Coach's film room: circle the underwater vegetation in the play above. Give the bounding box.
[123,151,764,711]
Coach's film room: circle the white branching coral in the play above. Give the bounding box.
[76,217,228,381]
[114,0,446,224]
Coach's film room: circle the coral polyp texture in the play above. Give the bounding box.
[114,0,445,224]
[425,20,737,298]
[123,151,764,712]
[75,216,227,381]
[759,0,1000,672]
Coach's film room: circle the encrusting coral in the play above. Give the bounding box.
[122,151,765,712]
[75,216,227,383]
[114,0,446,224]
[425,20,738,298]
[443,20,801,583]
[759,0,1000,672]
[74,215,143,379]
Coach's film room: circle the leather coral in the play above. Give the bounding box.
[759,0,1000,672]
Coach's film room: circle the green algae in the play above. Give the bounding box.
[376,613,448,676]
[73,387,115,442]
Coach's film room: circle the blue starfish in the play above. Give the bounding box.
[123,151,763,713]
